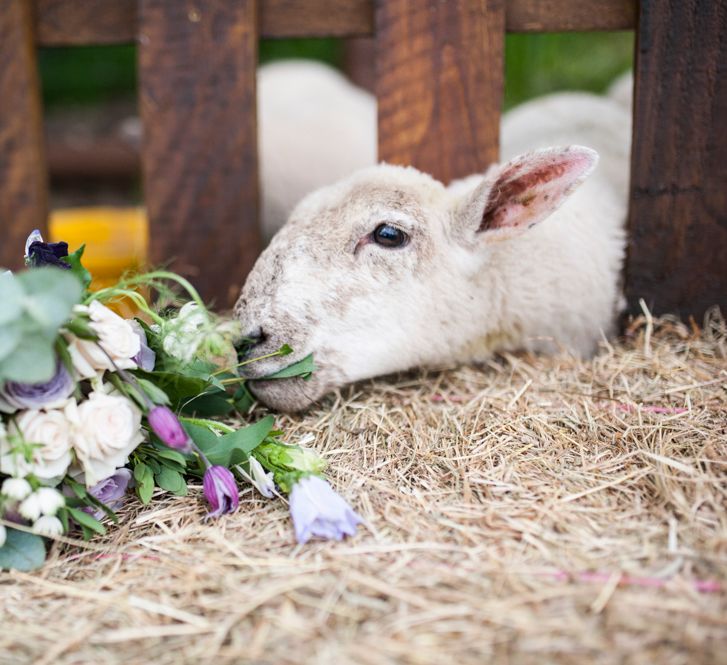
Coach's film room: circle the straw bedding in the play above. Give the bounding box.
[1,310,726,665]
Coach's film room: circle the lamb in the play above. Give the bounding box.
[239,65,632,412]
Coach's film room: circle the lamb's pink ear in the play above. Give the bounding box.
[462,146,598,240]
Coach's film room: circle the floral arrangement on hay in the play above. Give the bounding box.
[0,232,360,571]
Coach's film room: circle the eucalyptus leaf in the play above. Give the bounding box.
[0,272,23,325]
[17,268,83,332]
[0,333,56,383]
[0,322,22,363]
[0,528,46,572]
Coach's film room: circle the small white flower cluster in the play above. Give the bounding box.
[1,478,64,537]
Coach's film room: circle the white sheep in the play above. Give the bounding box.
[243,62,632,411]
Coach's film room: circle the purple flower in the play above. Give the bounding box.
[25,230,71,269]
[1,360,74,410]
[130,320,156,371]
[84,469,132,519]
[148,406,191,452]
[203,466,239,518]
[289,475,362,544]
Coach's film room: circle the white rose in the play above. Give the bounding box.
[1,408,73,480]
[70,391,144,486]
[67,301,141,379]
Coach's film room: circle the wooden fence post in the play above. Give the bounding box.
[0,0,47,271]
[375,0,504,184]
[626,0,727,319]
[139,0,260,307]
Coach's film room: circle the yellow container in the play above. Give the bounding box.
[49,207,149,317]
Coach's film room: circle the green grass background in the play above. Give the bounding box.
[39,33,633,110]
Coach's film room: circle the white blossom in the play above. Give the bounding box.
[162,302,209,363]
[66,301,140,379]
[236,456,276,498]
[32,515,64,537]
[35,487,65,516]
[19,492,42,521]
[1,477,32,501]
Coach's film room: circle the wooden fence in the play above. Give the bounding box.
[1,0,725,316]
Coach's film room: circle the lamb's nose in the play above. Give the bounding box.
[243,327,266,348]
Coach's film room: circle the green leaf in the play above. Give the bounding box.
[136,377,170,406]
[183,422,222,450]
[0,528,47,571]
[136,370,211,410]
[0,272,23,325]
[0,332,56,383]
[67,507,107,536]
[133,462,150,483]
[17,268,83,332]
[263,353,316,380]
[183,391,233,417]
[61,244,92,290]
[202,415,275,467]
[153,446,188,467]
[0,322,22,363]
[155,466,185,493]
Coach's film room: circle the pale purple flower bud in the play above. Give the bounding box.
[1,360,74,410]
[84,468,132,519]
[148,406,191,452]
[203,466,239,518]
[289,476,362,544]
[129,320,156,371]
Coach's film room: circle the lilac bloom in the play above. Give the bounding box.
[203,466,239,518]
[84,468,132,520]
[129,320,156,371]
[1,360,74,410]
[289,475,362,544]
[148,406,191,452]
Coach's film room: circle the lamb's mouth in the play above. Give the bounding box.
[247,374,325,412]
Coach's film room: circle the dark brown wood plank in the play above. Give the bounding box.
[35,0,137,45]
[0,0,48,271]
[506,0,636,32]
[260,0,374,37]
[376,0,504,184]
[626,0,727,319]
[34,0,637,45]
[138,0,260,306]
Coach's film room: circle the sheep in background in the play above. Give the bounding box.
[244,63,632,411]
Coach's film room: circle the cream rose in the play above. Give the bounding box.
[67,301,141,379]
[69,390,144,486]
[1,407,74,479]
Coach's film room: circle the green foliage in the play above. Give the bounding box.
[0,269,83,383]
[184,415,275,468]
[263,354,316,381]
[62,244,92,291]
[0,528,46,571]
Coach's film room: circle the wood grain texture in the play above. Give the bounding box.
[506,0,635,32]
[35,0,138,45]
[33,0,636,45]
[376,0,504,184]
[0,0,48,271]
[138,0,260,306]
[625,0,727,318]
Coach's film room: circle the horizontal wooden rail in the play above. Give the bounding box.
[33,0,636,46]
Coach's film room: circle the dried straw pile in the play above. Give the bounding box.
[2,311,726,665]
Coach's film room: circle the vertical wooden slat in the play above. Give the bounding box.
[139,0,260,306]
[626,0,727,319]
[0,0,47,271]
[376,0,504,184]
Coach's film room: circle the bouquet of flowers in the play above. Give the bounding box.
[0,232,361,571]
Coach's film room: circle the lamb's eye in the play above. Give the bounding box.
[373,223,409,248]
